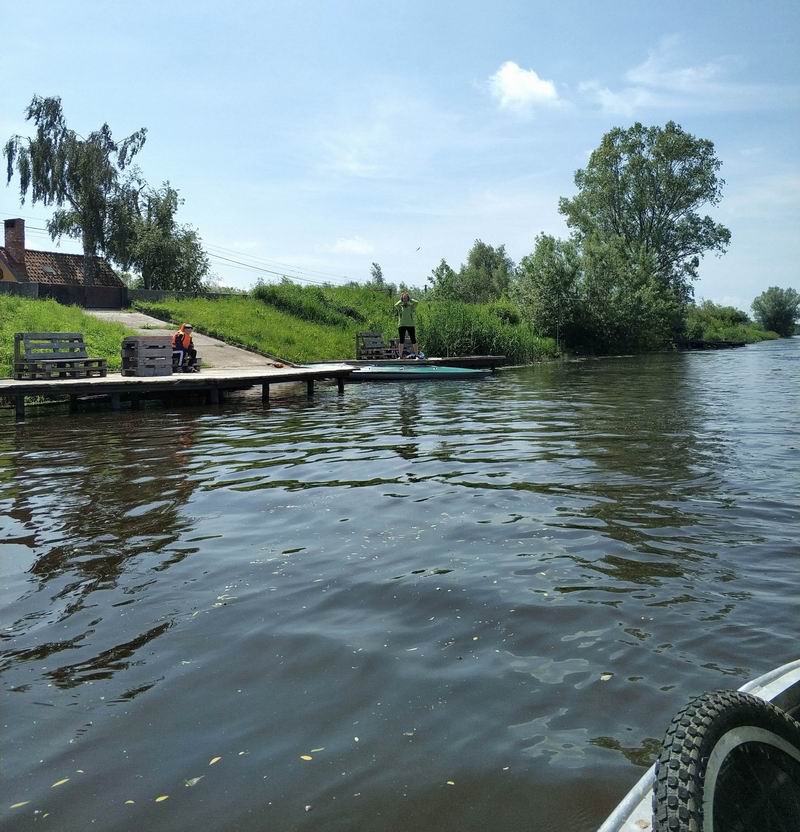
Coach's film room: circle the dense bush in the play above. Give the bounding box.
[685,300,778,343]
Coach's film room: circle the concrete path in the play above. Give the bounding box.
[86,310,284,369]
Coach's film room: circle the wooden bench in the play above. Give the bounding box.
[356,331,394,360]
[13,332,107,380]
[122,336,173,376]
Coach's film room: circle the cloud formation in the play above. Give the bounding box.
[581,36,798,116]
[489,61,559,114]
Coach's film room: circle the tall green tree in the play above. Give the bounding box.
[106,181,209,291]
[559,121,730,295]
[427,258,458,296]
[751,286,800,337]
[3,95,146,285]
[459,239,515,302]
[428,242,514,302]
[514,235,582,346]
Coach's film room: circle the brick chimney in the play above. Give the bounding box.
[4,218,25,263]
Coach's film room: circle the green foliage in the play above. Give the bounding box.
[685,300,778,343]
[3,96,146,282]
[0,296,131,378]
[515,234,583,344]
[751,286,800,338]
[559,121,730,293]
[106,180,210,291]
[133,283,556,364]
[428,241,515,302]
[514,233,682,352]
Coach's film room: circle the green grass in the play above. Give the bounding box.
[0,296,133,378]
[133,286,558,364]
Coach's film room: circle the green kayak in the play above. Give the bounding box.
[349,364,490,381]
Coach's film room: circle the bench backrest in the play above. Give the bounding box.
[14,332,88,362]
[356,331,392,359]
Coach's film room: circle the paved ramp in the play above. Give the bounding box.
[86,310,284,369]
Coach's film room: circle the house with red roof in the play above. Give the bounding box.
[0,218,126,307]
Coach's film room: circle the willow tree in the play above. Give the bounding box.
[3,96,146,284]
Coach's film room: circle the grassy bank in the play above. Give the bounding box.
[133,285,558,364]
[0,296,132,378]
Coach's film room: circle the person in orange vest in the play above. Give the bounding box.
[172,323,198,372]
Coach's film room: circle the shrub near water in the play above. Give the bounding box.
[0,296,131,378]
[685,301,778,344]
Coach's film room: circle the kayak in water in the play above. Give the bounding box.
[348,365,490,382]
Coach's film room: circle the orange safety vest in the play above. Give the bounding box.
[172,328,192,350]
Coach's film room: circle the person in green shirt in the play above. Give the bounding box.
[395,291,420,358]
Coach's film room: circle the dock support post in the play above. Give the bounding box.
[262,383,270,406]
[306,379,314,398]
[337,376,345,396]
[110,393,121,412]
[15,395,24,420]
[69,395,78,413]
[130,394,141,411]
[208,387,220,405]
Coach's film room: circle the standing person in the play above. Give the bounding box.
[395,291,420,359]
[171,323,198,372]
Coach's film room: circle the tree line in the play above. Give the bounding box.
[5,99,798,345]
[409,121,797,348]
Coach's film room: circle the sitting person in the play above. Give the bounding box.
[172,323,198,372]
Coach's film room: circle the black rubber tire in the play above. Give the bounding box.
[652,689,800,832]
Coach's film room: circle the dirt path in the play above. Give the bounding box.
[86,310,282,369]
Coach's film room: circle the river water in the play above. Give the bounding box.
[2,339,799,831]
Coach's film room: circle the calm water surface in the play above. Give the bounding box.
[2,340,799,831]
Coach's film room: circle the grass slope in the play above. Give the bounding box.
[0,296,132,378]
[133,285,558,364]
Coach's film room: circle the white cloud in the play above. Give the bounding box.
[581,36,799,116]
[489,61,559,114]
[331,236,374,255]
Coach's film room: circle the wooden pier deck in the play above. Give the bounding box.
[0,365,354,419]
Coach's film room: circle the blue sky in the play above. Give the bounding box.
[1,0,798,308]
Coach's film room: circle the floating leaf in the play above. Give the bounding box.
[446,780,455,785]
[310,747,325,753]
[155,795,169,803]
[185,776,204,787]
[10,802,30,809]
[209,756,222,766]
[125,800,135,805]
[51,778,70,788]
[600,672,613,681]
[300,754,313,761]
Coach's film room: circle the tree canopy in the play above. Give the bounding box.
[428,240,514,302]
[559,121,730,294]
[751,286,800,337]
[3,96,146,284]
[106,180,210,292]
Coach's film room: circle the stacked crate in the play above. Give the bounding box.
[121,336,173,376]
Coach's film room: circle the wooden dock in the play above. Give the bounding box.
[0,365,354,419]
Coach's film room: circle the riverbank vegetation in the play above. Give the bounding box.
[133,285,558,364]
[685,301,778,344]
[0,296,131,377]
